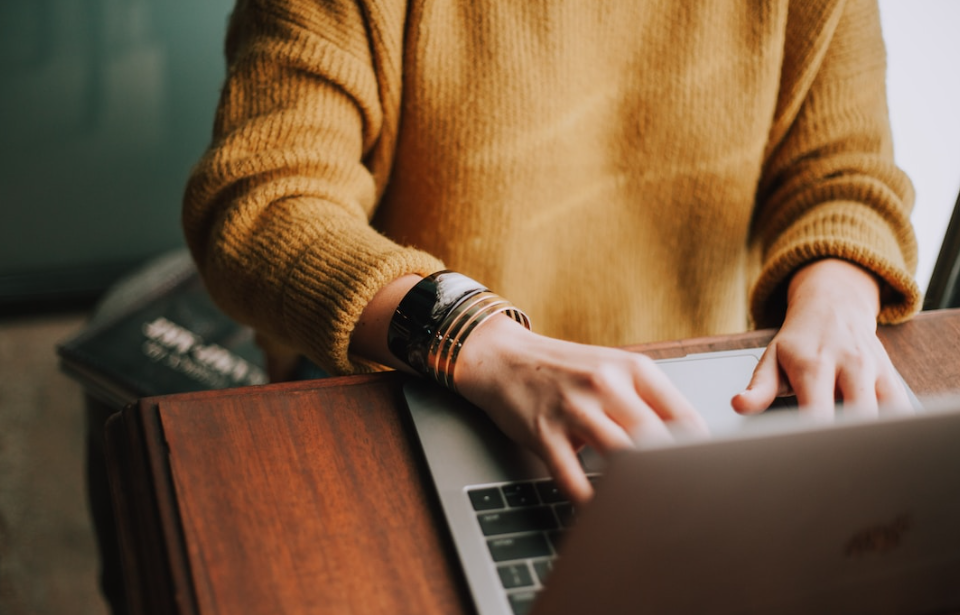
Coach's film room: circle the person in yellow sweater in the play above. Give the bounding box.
[183,0,921,503]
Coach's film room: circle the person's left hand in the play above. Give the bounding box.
[732,258,911,417]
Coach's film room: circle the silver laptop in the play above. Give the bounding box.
[402,347,960,615]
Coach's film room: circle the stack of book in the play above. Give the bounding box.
[57,251,268,408]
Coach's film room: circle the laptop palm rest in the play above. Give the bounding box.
[405,348,768,487]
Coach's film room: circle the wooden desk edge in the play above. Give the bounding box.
[106,401,200,615]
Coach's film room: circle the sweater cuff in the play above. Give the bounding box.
[270,221,445,376]
[750,201,921,328]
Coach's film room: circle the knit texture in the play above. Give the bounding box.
[183,0,920,375]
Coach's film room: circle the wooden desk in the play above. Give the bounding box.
[105,309,960,615]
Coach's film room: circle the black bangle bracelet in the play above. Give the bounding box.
[387,271,487,375]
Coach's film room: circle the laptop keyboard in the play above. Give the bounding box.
[466,477,599,615]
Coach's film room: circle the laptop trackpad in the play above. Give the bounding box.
[579,350,765,473]
[658,351,762,433]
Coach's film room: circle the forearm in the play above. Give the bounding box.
[749,0,919,328]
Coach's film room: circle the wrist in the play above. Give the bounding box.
[350,274,423,372]
[454,314,539,399]
[385,271,531,390]
[787,258,881,319]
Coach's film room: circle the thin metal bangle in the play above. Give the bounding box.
[430,294,510,387]
[429,295,531,391]
[445,304,529,392]
[427,293,500,381]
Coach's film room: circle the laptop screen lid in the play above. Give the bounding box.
[402,347,935,615]
[532,398,960,615]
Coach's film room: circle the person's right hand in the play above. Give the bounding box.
[454,315,708,506]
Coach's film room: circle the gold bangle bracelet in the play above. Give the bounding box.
[426,291,531,391]
[430,294,510,388]
[427,293,498,378]
[445,303,529,391]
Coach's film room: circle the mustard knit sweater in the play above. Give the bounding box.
[183,0,920,375]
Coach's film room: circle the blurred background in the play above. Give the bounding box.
[0,1,234,613]
[0,0,234,311]
[0,1,958,614]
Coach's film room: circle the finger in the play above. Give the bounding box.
[602,396,676,448]
[595,378,692,443]
[629,417,677,449]
[562,402,636,455]
[538,432,594,506]
[629,357,709,434]
[835,364,879,417]
[790,360,837,417]
[731,346,788,415]
[577,365,667,440]
[876,364,913,415]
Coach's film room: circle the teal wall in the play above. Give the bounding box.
[0,0,234,306]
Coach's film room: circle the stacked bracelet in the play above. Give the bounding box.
[387,271,531,391]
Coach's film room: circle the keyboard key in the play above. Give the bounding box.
[532,559,554,585]
[502,482,540,507]
[497,563,534,589]
[488,534,552,562]
[468,487,506,511]
[508,591,540,615]
[478,506,558,536]
[534,480,567,504]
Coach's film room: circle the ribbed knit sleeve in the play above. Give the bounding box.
[750,0,921,327]
[182,0,443,374]
[185,0,921,372]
